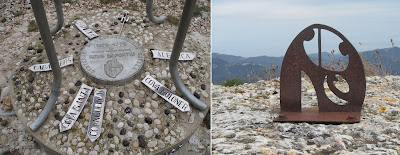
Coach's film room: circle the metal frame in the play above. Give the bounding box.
[146,0,166,24]
[50,0,64,35]
[169,0,208,111]
[29,0,62,131]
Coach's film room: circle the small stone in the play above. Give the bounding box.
[164,109,170,115]
[113,118,118,123]
[145,117,152,124]
[194,92,200,99]
[158,140,165,148]
[125,107,131,113]
[75,81,82,86]
[155,134,161,139]
[151,101,158,108]
[122,140,130,147]
[67,148,73,155]
[118,99,123,104]
[107,133,114,138]
[117,122,124,128]
[145,130,153,138]
[69,89,75,94]
[138,135,147,148]
[189,114,195,123]
[129,93,135,98]
[75,34,80,37]
[127,120,134,127]
[148,141,157,148]
[190,72,197,78]
[201,84,206,90]
[119,92,124,98]
[77,142,85,147]
[154,119,161,125]
[27,86,34,93]
[37,49,43,53]
[28,77,35,83]
[120,128,126,135]
[144,108,152,114]
[124,99,131,104]
[132,141,139,147]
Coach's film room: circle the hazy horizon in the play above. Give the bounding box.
[212,0,400,57]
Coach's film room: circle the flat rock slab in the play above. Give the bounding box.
[11,9,210,155]
[212,76,400,154]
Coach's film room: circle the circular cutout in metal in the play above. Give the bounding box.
[80,35,144,85]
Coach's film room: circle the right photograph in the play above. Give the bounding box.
[211,0,400,154]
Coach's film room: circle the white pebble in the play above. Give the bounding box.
[145,130,153,138]
[117,122,124,128]
[151,101,158,108]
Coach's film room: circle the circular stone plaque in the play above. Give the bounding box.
[80,35,144,85]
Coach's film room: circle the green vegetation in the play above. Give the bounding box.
[100,0,117,4]
[13,11,23,17]
[61,0,73,3]
[27,20,38,32]
[167,15,179,26]
[124,3,138,11]
[204,111,210,129]
[139,0,146,3]
[193,5,210,17]
[222,78,243,87]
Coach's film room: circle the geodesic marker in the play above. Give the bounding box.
[274,24,366,123]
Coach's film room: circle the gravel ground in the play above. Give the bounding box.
[212,76,400,154]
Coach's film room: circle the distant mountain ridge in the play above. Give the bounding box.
[212,47,400,84]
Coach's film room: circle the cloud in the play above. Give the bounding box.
[213,0,399,20]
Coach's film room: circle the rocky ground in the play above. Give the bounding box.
[212,76,400,154]
[0,0,210,154]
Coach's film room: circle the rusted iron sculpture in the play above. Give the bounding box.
[274,24,366,123]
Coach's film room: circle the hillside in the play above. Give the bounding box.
[213,47,400,84]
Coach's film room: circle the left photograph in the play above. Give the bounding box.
[0,0,210,154]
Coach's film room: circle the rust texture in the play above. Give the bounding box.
[274,24,366,123]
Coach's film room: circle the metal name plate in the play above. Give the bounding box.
[75,20,98,39]
[142,75,190,112]
[28,56,73,72]
[151,50,195,60]
[80,35,145,85]
[87,88,106,142]
[60,84,93,132]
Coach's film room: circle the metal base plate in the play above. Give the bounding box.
[273,108,360,123]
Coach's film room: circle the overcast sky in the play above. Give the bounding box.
[212,0,400,57]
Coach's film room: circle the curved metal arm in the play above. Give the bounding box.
[29,0,62,131]
[146,0,166,24]
[50,0,64,35]
[169,0,207,111]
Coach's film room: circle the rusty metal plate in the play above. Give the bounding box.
[274,24,366,123]
[274,108,360,123]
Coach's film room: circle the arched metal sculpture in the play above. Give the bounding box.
[274,24,366,123]
[29,0,62,131]
[146,0,167,24]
